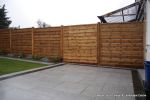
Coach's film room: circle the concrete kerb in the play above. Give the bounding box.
[0,57,65,81]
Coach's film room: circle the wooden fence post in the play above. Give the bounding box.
[143,22,146,63]
[31,27,34,55]
[97,22,101,66]
[9,28,12,53]
[60,25,64,59]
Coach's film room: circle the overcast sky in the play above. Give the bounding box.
[0,0,135,28]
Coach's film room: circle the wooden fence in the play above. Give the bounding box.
[0,22,144,68]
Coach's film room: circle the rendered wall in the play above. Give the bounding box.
[146,0,150,61]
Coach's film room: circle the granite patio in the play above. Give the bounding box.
[0,64,135,100]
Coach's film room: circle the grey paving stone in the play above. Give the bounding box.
[0,88,35,100]
[115,96,135,100]
[81,85,104,97]
[60,74,85,82]
[52,91,94,100]
[31,87,62,99]
[54,82,88,94]
[94,96,116,100]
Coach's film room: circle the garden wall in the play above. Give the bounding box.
[0,22,144,68]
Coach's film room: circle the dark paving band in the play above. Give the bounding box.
[132,70,146,100]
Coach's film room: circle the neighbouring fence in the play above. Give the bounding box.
[0,22,144,68]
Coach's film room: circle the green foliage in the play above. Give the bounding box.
[0,50,6,55]
[0,50,3,55]
[17,52,24,58]
[0,5,12,29]
[50,56,62,63]
[37,19,50,28]
[32,55,42,60]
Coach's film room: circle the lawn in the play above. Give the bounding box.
[0,58,47,75]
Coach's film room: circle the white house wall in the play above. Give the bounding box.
[146,0,150,61]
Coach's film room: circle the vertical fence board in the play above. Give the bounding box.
[60,25,64,59]
[31,27,34,55]
[9,29,12,53]
[97,22,100,65]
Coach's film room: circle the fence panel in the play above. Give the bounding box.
[11,28,32,55]
[0,29,10,53]
[33,27,61,58]
[63,24,97,64]
[99,22,143,68]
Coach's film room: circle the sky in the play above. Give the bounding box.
[0,0,135,28]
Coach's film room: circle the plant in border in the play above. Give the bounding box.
[17,52,24,58]
[32,55,42,60]
[0,50,6,55]
[50,56,62,63]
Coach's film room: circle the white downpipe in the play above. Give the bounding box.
[146,0,150,61]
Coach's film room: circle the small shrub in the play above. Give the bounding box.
[25,55,33,59]
[17,52,24,58]
[7,53,15,57]
[33,55,42,60]
[0,50,3,55]
[50,56,62,63]
[0,50,6,55]
[40,57,49,62]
